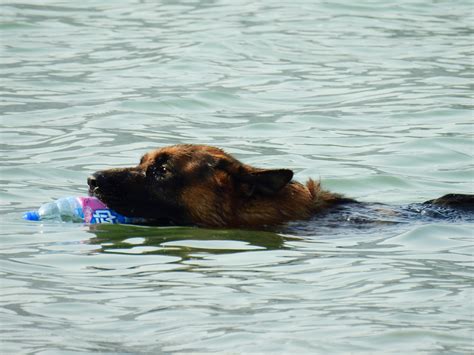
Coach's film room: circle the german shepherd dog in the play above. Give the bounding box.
[87,144,473,228]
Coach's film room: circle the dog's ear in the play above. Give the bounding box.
[238,168,293,196]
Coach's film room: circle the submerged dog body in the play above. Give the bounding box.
[88,144,473,228]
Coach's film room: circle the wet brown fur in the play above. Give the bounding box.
[88,144,353,228]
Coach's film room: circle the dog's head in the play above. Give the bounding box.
[88,144,294,227]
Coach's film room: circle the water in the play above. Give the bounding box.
[1,0,473,353]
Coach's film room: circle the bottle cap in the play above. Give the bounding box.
[24,211,40,221]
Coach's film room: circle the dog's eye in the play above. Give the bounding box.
[148,165,168,180]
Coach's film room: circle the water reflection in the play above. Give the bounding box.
[87,224,296,257]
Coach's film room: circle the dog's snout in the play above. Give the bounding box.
[87,175,97,188]
[88,172,106,189]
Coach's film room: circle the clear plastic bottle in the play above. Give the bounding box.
[23,196,144,224]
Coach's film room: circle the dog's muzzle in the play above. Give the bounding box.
[87,173,102,195]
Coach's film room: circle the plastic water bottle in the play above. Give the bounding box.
[23,196,145,224]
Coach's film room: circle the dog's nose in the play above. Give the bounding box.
[87,173,99,188]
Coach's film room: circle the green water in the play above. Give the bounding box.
[1,1,473,353]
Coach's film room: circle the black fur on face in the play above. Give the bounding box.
[87,155,189,224]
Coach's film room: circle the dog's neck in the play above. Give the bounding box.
[232,179,348,228]
[184,179,351,228]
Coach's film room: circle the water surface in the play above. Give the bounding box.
[1,0,473,353]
